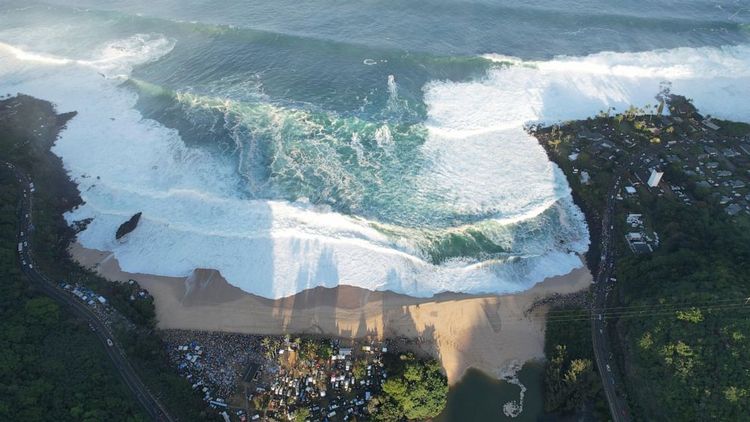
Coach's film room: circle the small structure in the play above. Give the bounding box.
[626,214,643,227]
[702,118,720,131]
[704,146,719,156]
[725,203,743,216]
[723,148,740,158]
[647,169,663,187]
[580,171,591,185]
[624,214,658,254]
[336,348,352,360]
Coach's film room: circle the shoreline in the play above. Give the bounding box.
[70,242,592,384]
[2,91,594,386]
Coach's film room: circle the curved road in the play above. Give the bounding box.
[7,150,631,421]
[5,161,174,422]
[591,172,631,422]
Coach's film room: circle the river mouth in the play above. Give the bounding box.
[436,363,544,422]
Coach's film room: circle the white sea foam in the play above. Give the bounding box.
[480,45,750,123]
[3,36,748,299]
[420,43,750,227]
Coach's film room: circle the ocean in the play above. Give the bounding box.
[1,0,748,299]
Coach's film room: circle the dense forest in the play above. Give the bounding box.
[0,95,210,420]
[615,199,750,420]
[542,305,609,420]
[0,171,146,421]
[536,101,750,421]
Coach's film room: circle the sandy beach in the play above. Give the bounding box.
[70,242,591,384]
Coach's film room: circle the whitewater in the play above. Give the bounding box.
[2,34,749,298]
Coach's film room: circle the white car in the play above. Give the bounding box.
[106,338,114,347]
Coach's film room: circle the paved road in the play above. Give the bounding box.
[590,172,632,422]
[4,161,174,422]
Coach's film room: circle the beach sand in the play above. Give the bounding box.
[70,242,591,384]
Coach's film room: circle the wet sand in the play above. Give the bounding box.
[71,242,591,384]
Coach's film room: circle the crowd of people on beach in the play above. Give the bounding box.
[164,330,264,402]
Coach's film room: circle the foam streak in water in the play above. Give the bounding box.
[3,36,747,299]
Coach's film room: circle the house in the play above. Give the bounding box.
[629,241,653,254]
[704,146,719,156]
[580,171,591,185]
[723,148,740,158]
[702,118,721,131]
[336,348,352,359]
[725,203,743,216]
[731,180,746,189]
[626,232,643,241]
[578,128,605,142]
[696,180,711,190]
[647,169,663,187]
[625,233,653,254]
[626,214,643,226]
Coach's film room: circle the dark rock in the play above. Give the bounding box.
[116,212,142,240]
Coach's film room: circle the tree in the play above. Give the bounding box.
[377,356,448,420]
[544,346,598,413]
[353,359,367,380]
[261,337,278,359]
[292,407,310,422]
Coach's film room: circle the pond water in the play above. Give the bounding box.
[436,363,544,422]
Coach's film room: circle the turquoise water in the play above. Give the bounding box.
[0,1,747,298]
[0,1,747,413]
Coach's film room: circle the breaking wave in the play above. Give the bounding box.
[3,29,747,298]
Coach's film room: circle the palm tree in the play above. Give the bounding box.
[261,337,275,359]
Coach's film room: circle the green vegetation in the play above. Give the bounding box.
[545,348,597,413]
[616,200,750,420]
[353,358,368,380]
[713,119,750,138]
[1,95,210,420]
[543,305,608,418]
[0,169,145,421]
[537,96,750,421]
[305,338,333,361]
[292,407,310,422]
[372,354,448,421]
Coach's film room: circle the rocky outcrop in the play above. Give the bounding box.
[116,212,142,240]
